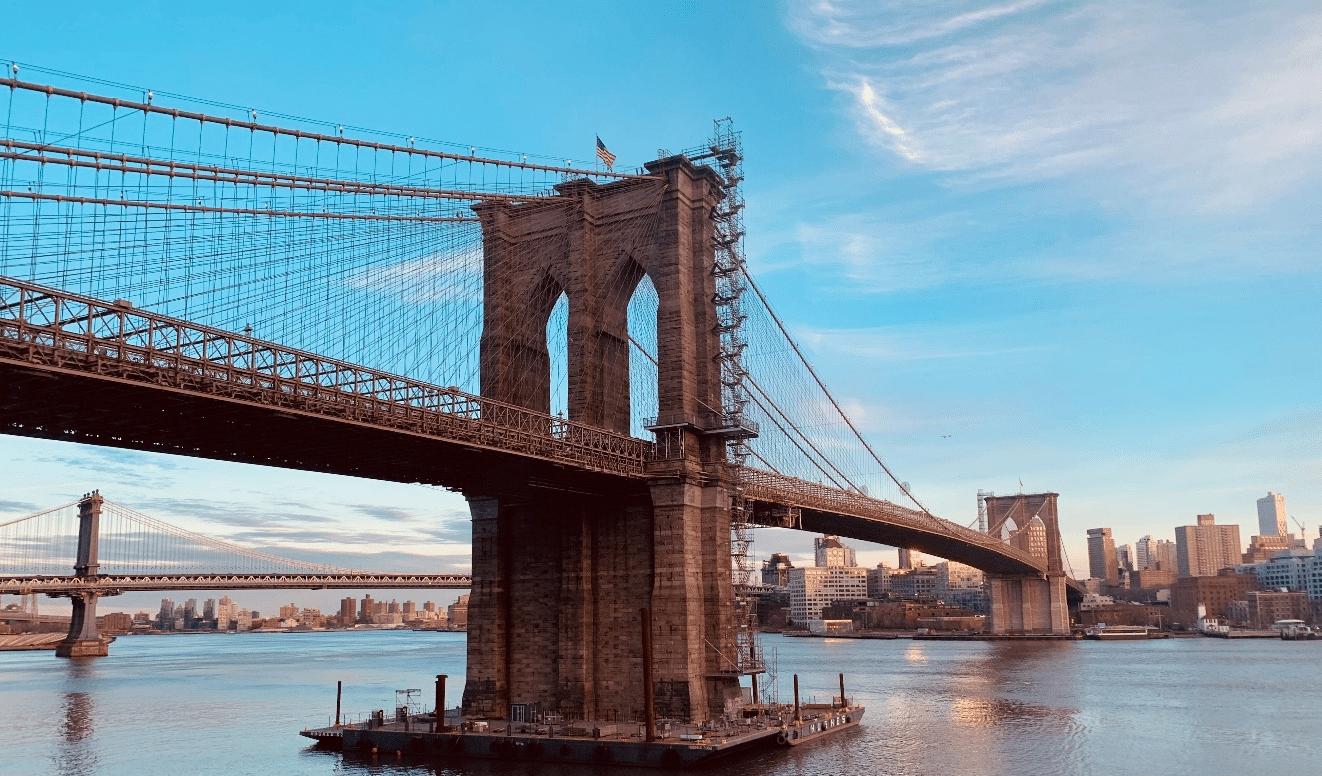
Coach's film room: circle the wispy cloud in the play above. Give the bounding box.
[791,2,1322,211]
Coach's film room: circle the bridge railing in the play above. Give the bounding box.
[0,277,651,478]
[739,468,1042,565]
[0,572,473,594]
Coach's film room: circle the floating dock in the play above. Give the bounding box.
[302,702,864,769]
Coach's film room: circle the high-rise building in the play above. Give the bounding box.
[1257,492,1288,537]
[1153,539,1178,571]
[866,563,891,598]
[360,595,375,622]
[340,597,356,624]
[1175,514,1242,578]
[761,553,795,588]
[217,595,235,630]
[1086,528,1118,585]
[157,598,175,630]
[1011,517,1048,561]
[787,565,868,624]
[814,536,856,568]
[203,598,216,621]
[1135,535,1154,570]
[897,548,921,570]
[1117,545,1133,572]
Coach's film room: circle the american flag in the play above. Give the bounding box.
[595,136,616,170]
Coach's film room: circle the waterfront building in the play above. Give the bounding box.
[202,598,215,621]
[157,598,175,630]
[1175,515,1241,577]
[278,603,299,620]
[217,595,240,630]
[815,536,856,568]
[788,565,869,624]
[1257,492,1288,536]
[448,594,469,627]
[102,612,133,633]
[1242,590,1308,628]
[236,608,252,631]
[359,595,375,622]
[1169,573,1257,627]
[339,597,356,625]
[760,553,795,588]
[1087,528,1118,585]
[898,548,921,569]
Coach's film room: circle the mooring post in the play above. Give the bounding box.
[749,643,760,714]
[792,674,801,724]
[336,680,342,727]
[641,607,656,742]
[839,673,846,708]
[436,674,447,730]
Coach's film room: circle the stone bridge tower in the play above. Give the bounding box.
[983,492,1070,635]
[462,157,743,723]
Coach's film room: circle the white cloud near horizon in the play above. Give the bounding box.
[790,1,1322,212]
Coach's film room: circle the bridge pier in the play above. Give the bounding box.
[55,592,109,658]
[985,574,1070,635]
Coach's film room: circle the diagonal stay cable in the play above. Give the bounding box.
[741,268,935,518]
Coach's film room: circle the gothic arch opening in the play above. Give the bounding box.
[627,273,659,438]
[546,291,569,420]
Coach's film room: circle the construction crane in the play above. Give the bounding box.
[1293,516,1308,541]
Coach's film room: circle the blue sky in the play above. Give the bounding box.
[1,1,1318,613]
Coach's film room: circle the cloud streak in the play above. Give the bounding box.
[791,1,1322,211]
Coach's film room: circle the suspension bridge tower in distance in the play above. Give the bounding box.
[54,491,111,658]
[463,151,754,724]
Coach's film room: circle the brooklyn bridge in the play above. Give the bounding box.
[0,70,1078,724]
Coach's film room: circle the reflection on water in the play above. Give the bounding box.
[2,632,1319,776]
[56,660,98,776]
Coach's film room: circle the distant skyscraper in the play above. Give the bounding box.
[814,536,857,568]
[1153,539,1177,571]
[761,553,795,587]
[203,598,215,621]
[340,597,356,624]
[1175,514,1242,577]
[1135,535,1154,570]
[1256,492,1287,536]
[898,548,920,570]
[1117,545,1133,572]
[1086,528,1118,585]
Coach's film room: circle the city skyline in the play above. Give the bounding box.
[0,1,1317,596]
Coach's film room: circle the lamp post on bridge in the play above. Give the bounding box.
[55,491,111,658]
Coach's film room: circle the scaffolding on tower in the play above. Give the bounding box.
[686,118,762,678]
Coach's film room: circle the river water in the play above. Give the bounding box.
[1,631,1317,775]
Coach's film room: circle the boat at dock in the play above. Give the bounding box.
[1083,625,1154,640]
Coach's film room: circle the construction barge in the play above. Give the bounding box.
[302,676,864,769]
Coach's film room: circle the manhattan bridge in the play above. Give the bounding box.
[0,65,1077,722]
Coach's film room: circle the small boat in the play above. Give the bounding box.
[1083,625,1152,640]
[1273,620,1317,641]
